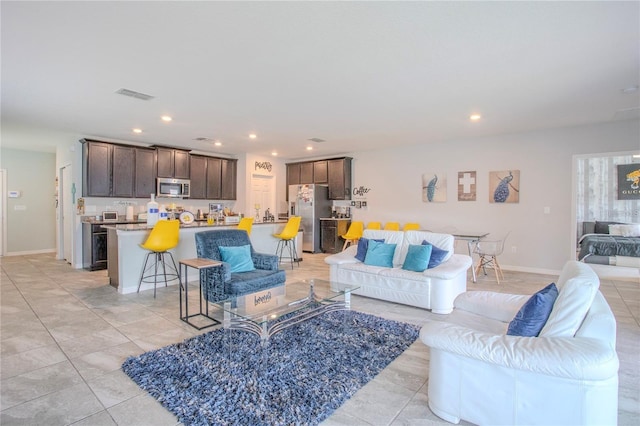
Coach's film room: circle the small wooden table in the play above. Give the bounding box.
[179,258,223,330]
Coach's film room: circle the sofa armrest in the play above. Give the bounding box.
[422,254,471,280]
[420,321,619,380]
[324,245,359,265]
[200,262,231,302]
[252,252,279,271]
[454,291,529,322]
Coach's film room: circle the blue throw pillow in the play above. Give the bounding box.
[219,245,255,273]
[507,283,559,337]
[355,238,385,262]
[421,240,449,268]
[364,240,396,267]
[402,244,433,272]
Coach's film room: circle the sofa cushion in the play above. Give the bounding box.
[421,241,449,268]
[402,231,454,265]
[540,263,600,337]
[506,283,559,337]
[224,269,285,296]
[364,240,396,267]
[362,230,405,267]
[355,237,384,262]
[402,244,433,272]
[219,245,255,273]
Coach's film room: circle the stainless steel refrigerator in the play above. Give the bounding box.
[289,184,331,253]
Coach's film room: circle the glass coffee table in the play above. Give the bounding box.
[216,279,359,346]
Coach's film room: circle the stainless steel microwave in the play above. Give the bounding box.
[156,177,191,198]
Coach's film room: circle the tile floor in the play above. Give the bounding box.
[1,253,638,425]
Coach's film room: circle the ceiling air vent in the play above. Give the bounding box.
[194,137,215,141]
[308,138,326,143]
[115,88,155,101]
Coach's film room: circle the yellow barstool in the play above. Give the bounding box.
[237,217,254,235]
[138,220,181,297]
[341,221,364,251]
[273,216,302,269]
[384,222,400,231]
[366,222,381,230]
[403,223,421,231]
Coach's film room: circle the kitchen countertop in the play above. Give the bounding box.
[319,217,352,221]
[102,220,290,231]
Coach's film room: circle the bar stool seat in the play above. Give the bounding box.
[273,216,301,269]
[138,220,181,297]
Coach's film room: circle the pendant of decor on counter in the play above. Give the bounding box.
[422,172,447,202]
[490,170,520,203]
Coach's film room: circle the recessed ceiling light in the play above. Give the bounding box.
[470,114,482,121]
[214,141,222,147]
[271,151,278,156]
[621,86,639,94]
[633,154,640,158]
[161,115,172,122]
[249,133,257,139]
[132,128,143,134]
[306,146,313,151]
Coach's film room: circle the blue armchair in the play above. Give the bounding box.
[195,229,286,303]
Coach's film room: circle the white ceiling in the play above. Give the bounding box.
[2,1,639,159]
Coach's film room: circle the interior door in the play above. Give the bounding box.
[250,174,275,221]
[62,165,73,264]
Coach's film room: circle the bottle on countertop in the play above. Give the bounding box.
[159,204,168,221]
[146,194,159,227]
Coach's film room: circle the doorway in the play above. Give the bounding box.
[250,174,275,222]
[59,164,73,264]
[0,169,6,256]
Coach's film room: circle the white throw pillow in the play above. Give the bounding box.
[620,224,640,237]
[539,273,599,338]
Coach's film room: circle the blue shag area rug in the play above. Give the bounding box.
[122,310,420,426]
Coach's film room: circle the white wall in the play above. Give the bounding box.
[347,119,640,273]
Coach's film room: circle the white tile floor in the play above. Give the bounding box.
[1,253,638,425]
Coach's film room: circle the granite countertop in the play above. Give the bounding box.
[320,217,352,221]
[102,220,290,231]
[82,216,146,225]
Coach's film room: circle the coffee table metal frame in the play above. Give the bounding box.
[219,279,359,346]
[179,258,222,330]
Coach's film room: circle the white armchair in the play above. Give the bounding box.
[420,261,619,425]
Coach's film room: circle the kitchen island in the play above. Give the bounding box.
[104,220,302,294]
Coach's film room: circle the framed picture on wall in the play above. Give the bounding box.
[458,171,476,201]
[422,172,447,202]
[489,170,520,203]
[617,164,640,200]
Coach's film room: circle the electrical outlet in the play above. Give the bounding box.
[511,246,517,253]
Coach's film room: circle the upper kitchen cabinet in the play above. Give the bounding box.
[111,145,135,197]
[220,159,237,200]
[156,147,190,179]
[287,163,301,186]
[134,147,156,198]
[300,162,314,184]
[189,155,207,199]
[82,140,112,197]
[313,160,328,184]
[327,157,352,200]
[189,155,237,200]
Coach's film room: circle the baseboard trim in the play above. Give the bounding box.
[4,248,56,256]
[500,264,562,276]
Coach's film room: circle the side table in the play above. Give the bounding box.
[179,258,223,330]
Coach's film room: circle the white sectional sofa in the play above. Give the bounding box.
[420,261,619,425]
[324,230,472,314]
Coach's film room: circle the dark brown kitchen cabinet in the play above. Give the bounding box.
[157,147,190,179]
[111,145,135,197]
[221,159,237,200]
[206,157,222,199]
[189,155,207,199]
[82,140,112,197]
[300,162,314,184]
[313,160,328,184]
[327,157,352,200]
[134,148,156,198]
[287,163,301,186]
